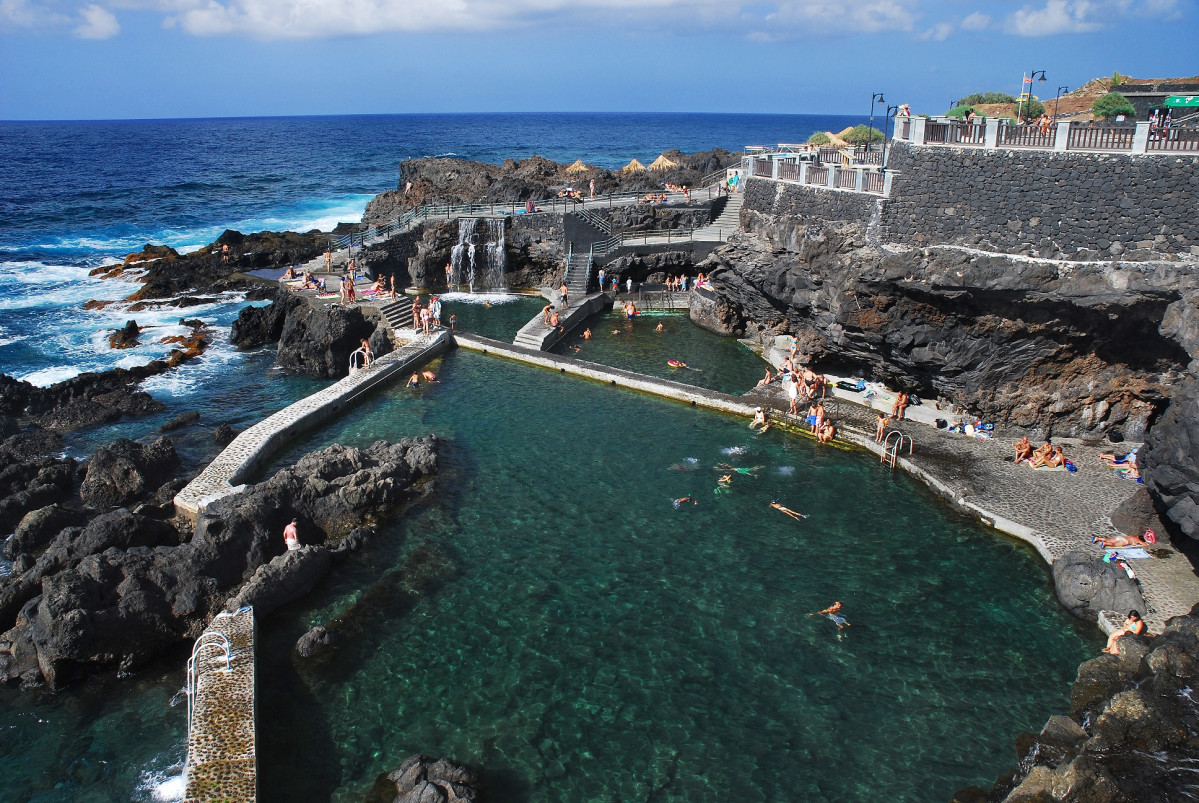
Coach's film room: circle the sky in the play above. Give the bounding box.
[0,0,1196,120]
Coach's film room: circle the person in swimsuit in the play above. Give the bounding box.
[1102,610,1145,655]
[749,407,770,431]
[769,499,806,520]
[673,497,695,509]
[809,601,849,629]
[283,519,300,550]
[1013,436,1033,462]
[421,370,437,382]
[656,323,664,332]
[1092,532,1152,549]
[876,413,891,443]
[583,328,591,339]
[359,338,373,368]
[407,373,419,387]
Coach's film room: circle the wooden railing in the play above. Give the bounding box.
[777,161,801,181]
[1067,123,1137,150]
[862,172,886,194]
[806,166,829,186]
[836,170,857,189]
[1148,125,1199,152]
[998,122,1056,149]
[753,160,773,178]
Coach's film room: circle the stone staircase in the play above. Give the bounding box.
[378,297,414,332]
[692,192,744,241]
[563,251,593,300]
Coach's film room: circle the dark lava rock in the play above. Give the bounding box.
[1142,374,1199,541]
[294,625,335,658]
[213,423,238,445]
[230,288,299,348]
[1052,550,1145,623]
[275,300,378,379]
[5,504,84,559]
[224,546,333,617]
[108,320,141,350]
[0,456,75,534]
[0,367,167,432]
[157,410,200,432]
[976,604,1199,802]
[0,437,437,689]
[0,427,63,462]
[80,437,180,508]
[369,754,480,803]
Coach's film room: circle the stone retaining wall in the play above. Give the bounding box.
[882,141,1199,258]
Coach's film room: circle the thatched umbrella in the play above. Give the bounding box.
[648,154,679,171]
[825,132,850,147]
[565,159,590,174]
[621,158,647,174]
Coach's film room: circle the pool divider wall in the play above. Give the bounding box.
[174,330,451,521]
[184,607,256,803]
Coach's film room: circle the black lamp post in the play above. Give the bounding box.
[882,104,899,167]
[868,92,885,159]
[1017,70,1047,122]
[1053,85,1069,122]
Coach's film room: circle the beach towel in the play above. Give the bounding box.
[1106,547,1151,560]
[1033,465,1069,472]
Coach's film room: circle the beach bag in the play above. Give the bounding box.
[1144,529,1157,544]
[1065,460,1077,472]
[908,395,922,406]
[935,419,948,429]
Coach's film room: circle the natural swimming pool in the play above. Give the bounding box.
[253,348,1096,802]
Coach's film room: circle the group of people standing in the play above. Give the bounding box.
[411,295,443,335]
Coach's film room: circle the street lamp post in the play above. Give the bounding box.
[1053,85,1069,123]
[882,104,899,167]
[868,92,885,160]
[1017,70,1047,122]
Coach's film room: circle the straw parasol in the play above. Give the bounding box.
[565,159,590,174]
[648,154,679,171]
[824,132,850,147]
[621,158,647,174]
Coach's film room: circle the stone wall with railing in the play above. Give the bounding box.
[894,115,1199,154]
[745,153,890,197]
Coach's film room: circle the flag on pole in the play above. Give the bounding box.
[1023,77,1033,84]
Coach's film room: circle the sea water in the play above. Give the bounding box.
[0,114,1096,801]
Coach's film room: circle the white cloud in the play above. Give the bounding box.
[1,0,40,27]
[960,11,990,30]
[920,21,953,40]
[1004,0,1178,36]
[75,4,120,37]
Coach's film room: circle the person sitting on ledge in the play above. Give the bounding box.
[749,407,770,432]
[1101,610,1145,655]
[1014,436,1033,463]
[283,266,297,280]
[1029,439,1055,468]
[756,368,773,387]
[818,420,836,444]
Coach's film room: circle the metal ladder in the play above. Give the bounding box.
[882,430,913,468]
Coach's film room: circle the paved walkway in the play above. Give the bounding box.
[174,330,450,519]
[184,607,256,803]
[454,334,1199,633]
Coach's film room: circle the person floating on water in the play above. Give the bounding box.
[769,498,806,520]
[716,463,761,476]
[673,496,696,509]
[714,474,734,496]
[809,601,850,630]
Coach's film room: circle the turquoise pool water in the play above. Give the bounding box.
[549,307,768,396]
[253,349,1096,802]
[436,292,545,342]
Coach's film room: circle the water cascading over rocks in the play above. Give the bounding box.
[449,218,507,292]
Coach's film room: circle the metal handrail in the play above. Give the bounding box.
[882,430,914,468]
[186,631,232,736]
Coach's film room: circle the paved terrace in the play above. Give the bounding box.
[454,334,1199,633]
[173,329,450,519]
[184,607,256,803]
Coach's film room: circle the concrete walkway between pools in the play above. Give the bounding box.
[173,330,450,520]
[453,333,1199,634]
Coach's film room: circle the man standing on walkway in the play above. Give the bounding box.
[560,282,569,308]
[597,267,605,294]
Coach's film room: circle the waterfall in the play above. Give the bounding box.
[449,217,507,292]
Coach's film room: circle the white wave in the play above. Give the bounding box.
[440,292,528,305]
[0,335,28,347]
[20,366,82,386]
[721,445,749,456]
[134,755,186,803]
[776,466,796,475]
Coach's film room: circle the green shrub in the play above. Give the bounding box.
[1015,97,1045,121]
[954,92,1016,107]
[1111,71,1125,87]
[945,105,973,118]
[806,131,831,146]
[1092,91,1136,119]
[842,124,885,144]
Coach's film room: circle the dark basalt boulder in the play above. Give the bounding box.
[0,456,75,534]
[157,410,200,432]
[230,288,301,348]
[275,300,380,379]
[968,605,1199,803]
[1052,550,1145,622]
[5,504,85,559]
[1141,375,1199,541]
[80,437,180,508]
[0,437,438,689]
[294,625,335,658]
[213,423,238,445]
[368,755,481,803]
[108,320,141,350]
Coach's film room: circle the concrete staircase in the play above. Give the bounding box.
[692,192,744,241]
[378,297,414,333]
[563,250,592,300]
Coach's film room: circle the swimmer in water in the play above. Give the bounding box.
[611,329,621,335]
[809,601,849,629]
[716,463,761,475]
[673,496,696,509]
[671,361,688,369]
[656,323,664,332]
[421,370,437,382]
[769,498,806,520]
[406,373,419,387]
[583,328,591,340]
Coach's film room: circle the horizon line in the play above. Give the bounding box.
[0,109,865,125]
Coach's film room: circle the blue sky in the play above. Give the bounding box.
[1,0,1195,120]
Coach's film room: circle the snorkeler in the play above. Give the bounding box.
[716,463,761,476]
[809,601,849,629]
[769,498,806,520]
[673,497,696,509]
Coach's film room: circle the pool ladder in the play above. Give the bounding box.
[882,430,913,468]
[185,617,233,738]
